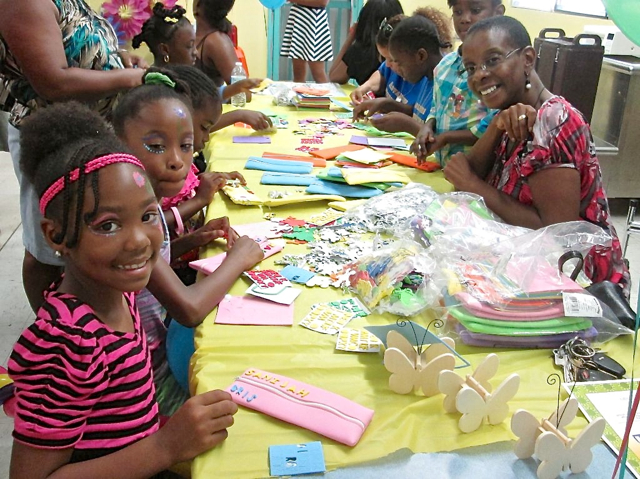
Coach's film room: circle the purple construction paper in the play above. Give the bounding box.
[349,135,369,146]
[233,136,272,144]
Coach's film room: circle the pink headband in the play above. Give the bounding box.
[39,153,145,215]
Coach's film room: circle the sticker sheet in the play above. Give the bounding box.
[336,328,382,353]
[308,208,344,226]
[299,304,355,335]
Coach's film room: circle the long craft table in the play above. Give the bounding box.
[190,95,638,478]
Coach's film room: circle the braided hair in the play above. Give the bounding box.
[132,3,190,54]
[20,102,133,248]
[164,64,220,110]
[112,68,193,138]
[200,0,234,34]
[389,15,448,56]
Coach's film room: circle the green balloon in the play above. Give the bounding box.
[602,0,640,47]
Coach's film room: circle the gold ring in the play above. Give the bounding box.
[518,114,527,121]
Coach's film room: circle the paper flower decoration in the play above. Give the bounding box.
[101,0,151,40]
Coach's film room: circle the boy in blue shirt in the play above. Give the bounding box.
[411,0,504,166]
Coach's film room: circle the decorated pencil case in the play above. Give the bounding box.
[221,183,264,206]
[451,292,566,321]
[245,157,314,174]
[262,194,346,207]
[306,179,383,198]
[227,368,374,446]
[261,172,317,186]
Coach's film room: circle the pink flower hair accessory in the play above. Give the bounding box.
[39,153,145,215]
[101,0,152,40]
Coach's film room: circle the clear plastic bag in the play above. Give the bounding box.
[438,221,631,346]
[262,82,346,106]
[342,183,440,235]
[346,241,444,316]
[407,192,528,248]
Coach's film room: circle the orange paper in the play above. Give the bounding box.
[388,153,441,172]
[309,144,367,160]
[293,86,331,96]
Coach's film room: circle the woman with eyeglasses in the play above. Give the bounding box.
[329,0,403,86]
[443,16,629,296]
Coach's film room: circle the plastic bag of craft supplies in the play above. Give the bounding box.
[436,221,632,347]
[345,241,445,317]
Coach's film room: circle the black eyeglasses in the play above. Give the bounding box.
[461,47,525,77]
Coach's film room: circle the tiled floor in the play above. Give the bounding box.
[0,151,638,478]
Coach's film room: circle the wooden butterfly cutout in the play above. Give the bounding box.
[438,353,500,413]
[384,330,456,396]
[535,417,605,479]
[511,398,579,459]
[455,373,520,433]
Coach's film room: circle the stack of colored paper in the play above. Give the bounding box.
[447,260,597,348]
[293,93,331,109]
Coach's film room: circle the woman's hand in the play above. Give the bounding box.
[159,390,238,463]
[495,103,537,143]
[443,153,483,193]
[118,50,149,69]
[226,236,264,270]
[235,111,273,131]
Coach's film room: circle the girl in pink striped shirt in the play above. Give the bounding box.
[9,102,237,479]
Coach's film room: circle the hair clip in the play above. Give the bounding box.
[378,17,393,37]
[164,16,179,23]
[144,72,176,89]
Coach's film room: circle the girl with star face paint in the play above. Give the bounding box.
[113,71,264,416]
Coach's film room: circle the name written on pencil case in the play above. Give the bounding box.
[230,369,312,404]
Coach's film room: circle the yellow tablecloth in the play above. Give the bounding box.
[191,95,638,478]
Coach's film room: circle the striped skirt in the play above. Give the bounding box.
[281,4,333,62]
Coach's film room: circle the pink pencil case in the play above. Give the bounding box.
[455,292,566,321]
[189,240,284,275]
[227,368,374,446]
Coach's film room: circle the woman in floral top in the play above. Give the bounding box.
[0,0,146,311]
[443,16,629,297]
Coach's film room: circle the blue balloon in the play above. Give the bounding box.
[260,0,286,8]
[602,0,640,47]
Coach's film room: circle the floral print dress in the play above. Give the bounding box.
[486,96,630,296]
[0,0,123,127]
